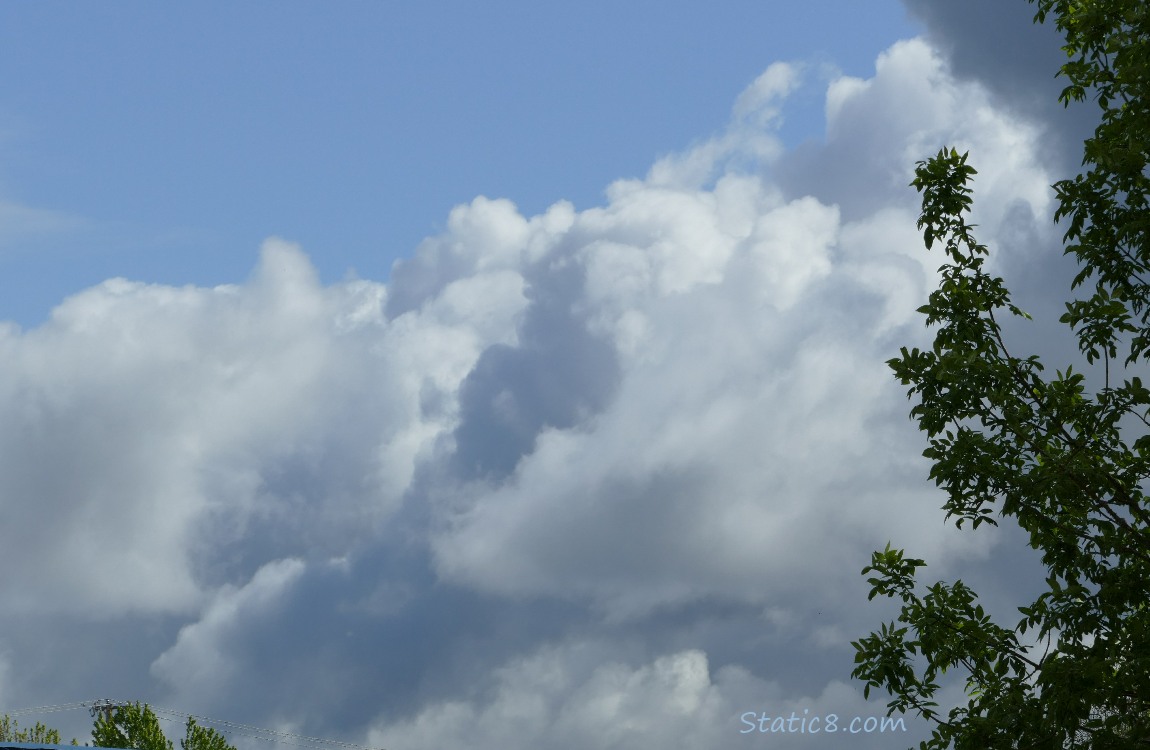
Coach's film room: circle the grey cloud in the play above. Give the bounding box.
[899,0,1099,172]
[151,547,597,736]
[903,0,1064,107]
[450,255,620,482]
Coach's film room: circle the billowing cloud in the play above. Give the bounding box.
[151,558,306,696]
[0,237,515,617]
[427,38,1053,621]
[898,0,1099,172]
[0,30,1063,750]
[367,642,930,750]
[778,38,1052,224]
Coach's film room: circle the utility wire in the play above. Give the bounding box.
[2,702,93,717]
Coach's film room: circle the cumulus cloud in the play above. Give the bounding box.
[427,38,1053,621]
[0,29,1064,750]
[899,0,1095,140]
[779,39,1053,223]
[0,237,509,616]
[646,61,798,189]
[151,558,305,697]
[368,642,929,750]
[368,645,749,750]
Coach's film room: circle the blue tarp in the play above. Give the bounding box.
[1,745,133,750]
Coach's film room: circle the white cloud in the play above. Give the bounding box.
[368,641,927,750]
[367,643,757,750]
[0,238,522,617]
[645,62,798,190]
[0,200,89,255]
[428,37,1045,620]
[0,30,1061,746]
[0,40,1037,626]
[733,63,801,127]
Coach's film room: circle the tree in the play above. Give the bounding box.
[850,1,1150,749]
[0,715,65,744]
[92,703,172,750]
[179,718,234,750]
[92,704,235,750]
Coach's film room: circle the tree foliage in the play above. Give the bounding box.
[0,715,65,744]
[178,718,233,750]
[92,703,173,750]
[92,704,235,750]
[851,1,1150,749]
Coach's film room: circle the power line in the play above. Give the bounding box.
[1,701,92,716]
[0,700,385,750]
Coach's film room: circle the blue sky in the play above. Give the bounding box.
[0,3,1089,750]
[0,2,917,329]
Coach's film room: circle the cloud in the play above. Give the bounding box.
[0,200,90,257]
[151,558,306,698]
[367,645,746,750]
[427,37,1053,621]
[898,0,1099,172]
[0,30,1064,750]
[0,238,501,617]
[367,642,929,750]
[0,650,10,709]
[645,61,799,189]
[778,38,1053,224]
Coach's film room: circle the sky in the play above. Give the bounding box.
[0,3,1099,750]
